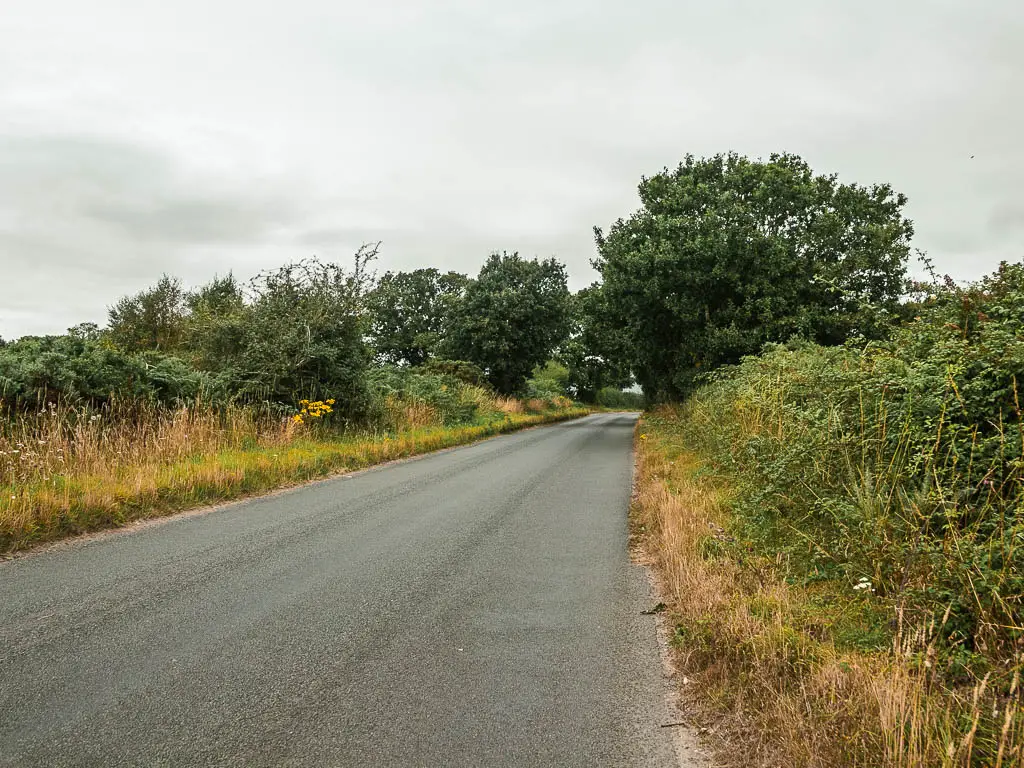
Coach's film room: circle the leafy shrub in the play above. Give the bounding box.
[100,252,377,419]
[680,261,1024,677]
[525,377,563,400]
[368,367,480,427]
[416,359,486,386]
[0,335,214,409]
[231,257,373,418]
[595,387,645,409]
[525,361,570,400]
[139,352,218,404]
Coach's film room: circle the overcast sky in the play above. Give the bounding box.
[1,0,1022,339]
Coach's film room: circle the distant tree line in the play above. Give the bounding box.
[2,150,921,411]
[0,246,633,415]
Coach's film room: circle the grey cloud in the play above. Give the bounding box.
[0,134,308,335]
[295,227,396,250]
[1,0,1023,337]
[83,197,292,246]
[989,205,1024,237]
[0,135,297,248]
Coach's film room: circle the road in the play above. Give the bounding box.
[0,413,691,767]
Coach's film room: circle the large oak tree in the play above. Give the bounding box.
[448,253,570,395]
[367,268,469,366]
[594,152,913,399]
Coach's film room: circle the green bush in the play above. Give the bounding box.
[525,360,570,401]
[595,387,645,409]
[0,335,215,409]
[525,378,562,400]
[679,261,1024,671]
[368,367,481,426]
[229,258,372,418]
[416,359,486,386]
[99,253,377,419]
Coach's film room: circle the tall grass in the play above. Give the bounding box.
[636,341,1024,765]
[1,394,585,553]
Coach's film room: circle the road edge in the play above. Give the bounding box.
[628,417,712,768]
[1,411,593,563]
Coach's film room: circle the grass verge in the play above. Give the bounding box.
[634,407,1023,768]
[2,407,586,554]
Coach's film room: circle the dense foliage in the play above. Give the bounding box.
[0,334,211,409]
[0,245,606,419]
[595,152,913,399]
[367,268,468,366]
[594,387,645,409]
[229,257,373,413]
[681,261,1024,681]
[107,274,189,352]
[2,249,376,419]
[558,286,633,403]
[368,365,487,427]
[525,361,571,400]
[447,252,571,395]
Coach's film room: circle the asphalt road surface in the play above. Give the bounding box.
[0,413,690,767]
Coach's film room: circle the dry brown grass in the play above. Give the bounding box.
[525,398,548,413]
[458,385,495,412]
[1,400,587,553]
[379,395,442,431]
[634,412,1024,768]
[494,396,524,414]
[1,401,288,487]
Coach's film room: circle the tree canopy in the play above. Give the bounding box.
[366,268,468,366]
[559,286,633,403]
[594,152,913,399]
[447,253,571,395]
[233,253,374,413]
[107,274,188,353]
[3,153,920,411]
[6,248,381,417]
